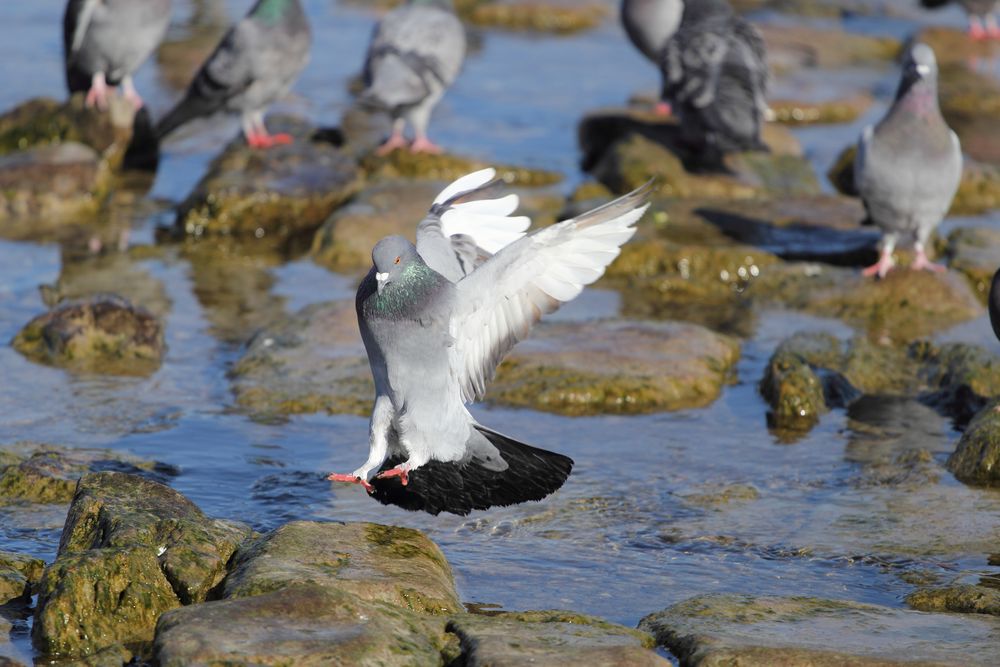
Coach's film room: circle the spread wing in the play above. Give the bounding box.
[449,182,653,403]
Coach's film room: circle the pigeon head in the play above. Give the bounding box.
[372,235,422,294]
[896,43,939,101]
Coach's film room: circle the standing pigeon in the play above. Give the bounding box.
[63,0,172,110]
[920,0,1000,41]
[359,0,466,155]
[854,43,962,278]
[659,0,769,161]
[156,0,311,149]
[328,170,652,515]
[621,0,684,115]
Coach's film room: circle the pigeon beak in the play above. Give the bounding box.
[375,271,389,293]
[916,64,931,77]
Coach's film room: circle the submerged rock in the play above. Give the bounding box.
[12,295,165,376]
[640,593,1000,666]
[447,610,667,666]
[0,142,106,226]
[491,320,740,415]
[176,118,361,241]
[0,551,44,605]
[907,584,1000,617]
[948,401,1000,486]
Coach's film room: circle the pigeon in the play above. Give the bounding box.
[990,268,1000,341]
[920,0,1000,41]
[156,0,311,149]
[620,0,684,115]
[63,0,172,110]
[854,43,962,278]
[328,169,652,515]
[359,0,466,155]
[659,0,769,161]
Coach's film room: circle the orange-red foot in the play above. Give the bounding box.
[248,132,293,149]
[654,101,672,117]
[376,466,409,486]
[327,472,373,493]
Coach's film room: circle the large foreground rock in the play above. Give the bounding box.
[640,594,1000,666]
[176,118,361,241]
[12,295,164,376]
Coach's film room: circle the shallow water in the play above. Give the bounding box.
[2,0,1000,663]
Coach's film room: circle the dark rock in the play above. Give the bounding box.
[11,295,165,376]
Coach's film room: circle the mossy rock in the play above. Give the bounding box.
[176,118,362,240]
[491,320,740,415]
[759,24,901,72]
[939,63,1000,165]
[769,94,873,126]
[0,551,45,604]
[446,610,667,666]
[33,546,180,660]
[59,471,252,605]
[359,149,562,187]
[466,2,608,34]
[154,584,452,667]
[948,401,1000,486]
[914,26,1000,67]
[0,95,136,159]
[11,294,164,376]
[907,584,1000,617]
[760,334,836,431]
[948,226,1000,301]
[222,521,460,615]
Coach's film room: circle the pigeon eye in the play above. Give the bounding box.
[394,256,400,265]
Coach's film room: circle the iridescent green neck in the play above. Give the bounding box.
[253,0,292,23]
[370,263,442,319]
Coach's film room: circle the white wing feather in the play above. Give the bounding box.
[449,184,652,403]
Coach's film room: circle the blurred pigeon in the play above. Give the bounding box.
[63,0,172,110]
[328,170,652,515]
[621,0,684,115]
[920,0,1000,41]
[359,0,466,155]
[990,268,1000,341]
[660,0,769,161]
[156,0,311,149]
[854,43,962,278]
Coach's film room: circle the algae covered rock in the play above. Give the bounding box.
[907,584,1000,617]
[359,149,562,187]
[223,521,460,615]
[0,551,45,605]
[0,142,106,226]
[154,584,451,667]
[760,333,843,432]
[491,319,740,415]
[229,300,373,418]
[12,295,164,376]
[465,1,608,34]
[640,593,1000,666]
[948,402,1000,486]
[176,118,361,240]
[447,610,667,666]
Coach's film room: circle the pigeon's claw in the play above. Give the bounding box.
[410,137,443,155]
[376,465,410,486]
[862,249,895,279]
[376,133,409,156]
[85,72,109,110]
[327,472,373,493]
[912,245,947,274]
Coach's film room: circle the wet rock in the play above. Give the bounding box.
[491,319,740,415]
[41,250,172,320]
[223,521,460,614]
[578,110,818,198]
[0,552,44,605]
[768,93,873,126]
[938,64,1000,166]
[447,610,667,666]
[229,300,373,418]
[359,149,562,188]
[11,295,165,376]
[907,584,1000,617]
[948,401,1000,486]
[678,483,760,509]
[946,226,1000,299]
[465,2,608,34]
[640,593,1000,666]
[915,26,1000,69]
[0,95,138,160]
[759,24,900,73]
[176,118,361,241]
[0,143,106,226]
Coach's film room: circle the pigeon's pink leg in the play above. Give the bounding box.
[85,72,109,110]
[376,119,408,155]
[862,248,895,279]
[986,14,1000,39]
[911,243,946,273]
[969,16,988,40]
[327,473,373,492]
[410,136,443,154]
[376,465,410,486]
[121,76,143,110]
[654,101,672,117]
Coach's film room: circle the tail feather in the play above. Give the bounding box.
[156,92,219,140]
[369,426,573,516]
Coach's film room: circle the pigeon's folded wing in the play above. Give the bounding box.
[450,182,652,403]
[195,20,258,104]
[665,28,730,108]
[64,0,100,61]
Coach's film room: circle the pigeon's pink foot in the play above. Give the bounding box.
[121,77,143,110]
[85,73,109,110]
[969,18,988,41]
[911,251,947,274]
[410,137,443,154]
[987,16,1000,39]
[376,466,410,486]
[862,251,895,279]
[654,101,672,117]
[327,472,373,493]
[376,133,408,156]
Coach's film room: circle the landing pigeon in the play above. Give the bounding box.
[621,0,684,115]
[920,0,1000,41]
[659,0,769,161]
[63,0,172,110]
[156,0,311,149]
[359,0,466,155]
[328,170,652,515]
[854,43,962,278]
